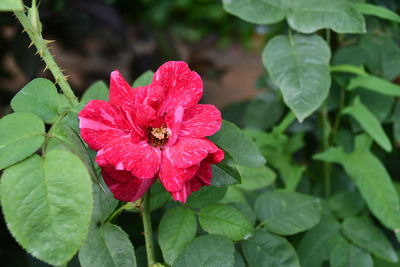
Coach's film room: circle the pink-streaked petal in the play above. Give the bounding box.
[180,104,222,138]
[79,100,129,150]
[110,70,136,107]
[134,83,165,110]
[102,166,155,202]
[153,61,203,114]
[166,105,184,146]
[159,155,198,192]
[206,148,225,164]
[101,137,161,179]
[171,183,191,203]
[165,138,218,169]
[189,176,206,192]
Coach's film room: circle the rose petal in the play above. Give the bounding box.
[206,148,225,164]
[164,138,218,169]
[134,83,165,110]
[99,136,161,179]
[171,183,191,203]
[153,61,203,114]
[102,166,155,202]
[109,70,136,108]
[159,155,198,192]
[165,105,184,146]
[179,104,222,138]
[79,100,129,150]
[196,161,212,185]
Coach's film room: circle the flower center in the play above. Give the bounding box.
[147,126,169,147]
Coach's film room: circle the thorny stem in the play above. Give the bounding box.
[14,10,78,107]
[141,192,156,266]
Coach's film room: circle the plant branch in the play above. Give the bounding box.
[14,10,78,107]
[141,192,155,266]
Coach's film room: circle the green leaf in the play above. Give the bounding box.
[234,250,246,267]
[254,191,321,235]
[342,217,398,262]
[186,186,228,209]
[0,112,45,170]
[330,242,373,267]
[393,100,400,144]
[0,0,23,11]
[355,3,400,23]
[0,150,93,265]
[329,191,365,219]
[288,0,366,34]
[298,218,346,267]
[242,229,300,267]
[199,203,253,241]
[133,70,154,87]
[211,155,241,186]
[262,34,331,122]
[11,78,60,123]
[343,97,392,152]
[348,75,400,97]
[235,165,276,191]
[46,121,98,182]
[81,81,109,104]
[158,207,197,265]
[79,223,136,267]
[315,135,400,232]
[91,181,118,226]
[209,120,265,167]
[222,0,286,25]
[173,235,234,267]
[149,182,171,212]
[330,65,368,76]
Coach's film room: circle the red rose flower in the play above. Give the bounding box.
[79,61,224,203]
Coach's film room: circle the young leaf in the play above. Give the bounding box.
[298,218,346,267]
[173,235,234,267]
[354,3,400,23]
[343,97,392,152]
[0,0,23,11]
[158,207,197,265]
[0,150,93,266]
[0,112,45,170]
[222,0,286,25]
[288,0,366,33]
[254,191,321,235]
[242,229,300,267]
[79,223,137,267]
[11,78,60,123]
[330,242,373,267]
[348,75,400,97]
[81,81,109,104]
[133,70,154,87]
[209,120,266,167]
[342,217,398,262]
[262,34,331,122]
[199,203,253,241]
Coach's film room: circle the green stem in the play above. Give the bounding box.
[321,102,332,197]
[331,88,345,144]
[275,112,296,133]
[141,192,155,266]
[14,10,78,107]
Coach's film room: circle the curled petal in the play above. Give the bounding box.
[165,138,218,169]
[153,61,203,114]
[98,137,161,179]
[171,183,191,203]
[206,148,225,164]
[159,155,198,192]
[196,161,213,185]
[134,83,165,110]
[79,100,129,150]
[102,166,155,202]
[165,105,184,146]
[110,70,136,108]
[180,104,222,138]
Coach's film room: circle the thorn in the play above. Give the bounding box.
[45,39,55,44]
[64,75,70,80]
[28,42,33,48]
[43,66,48,72]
